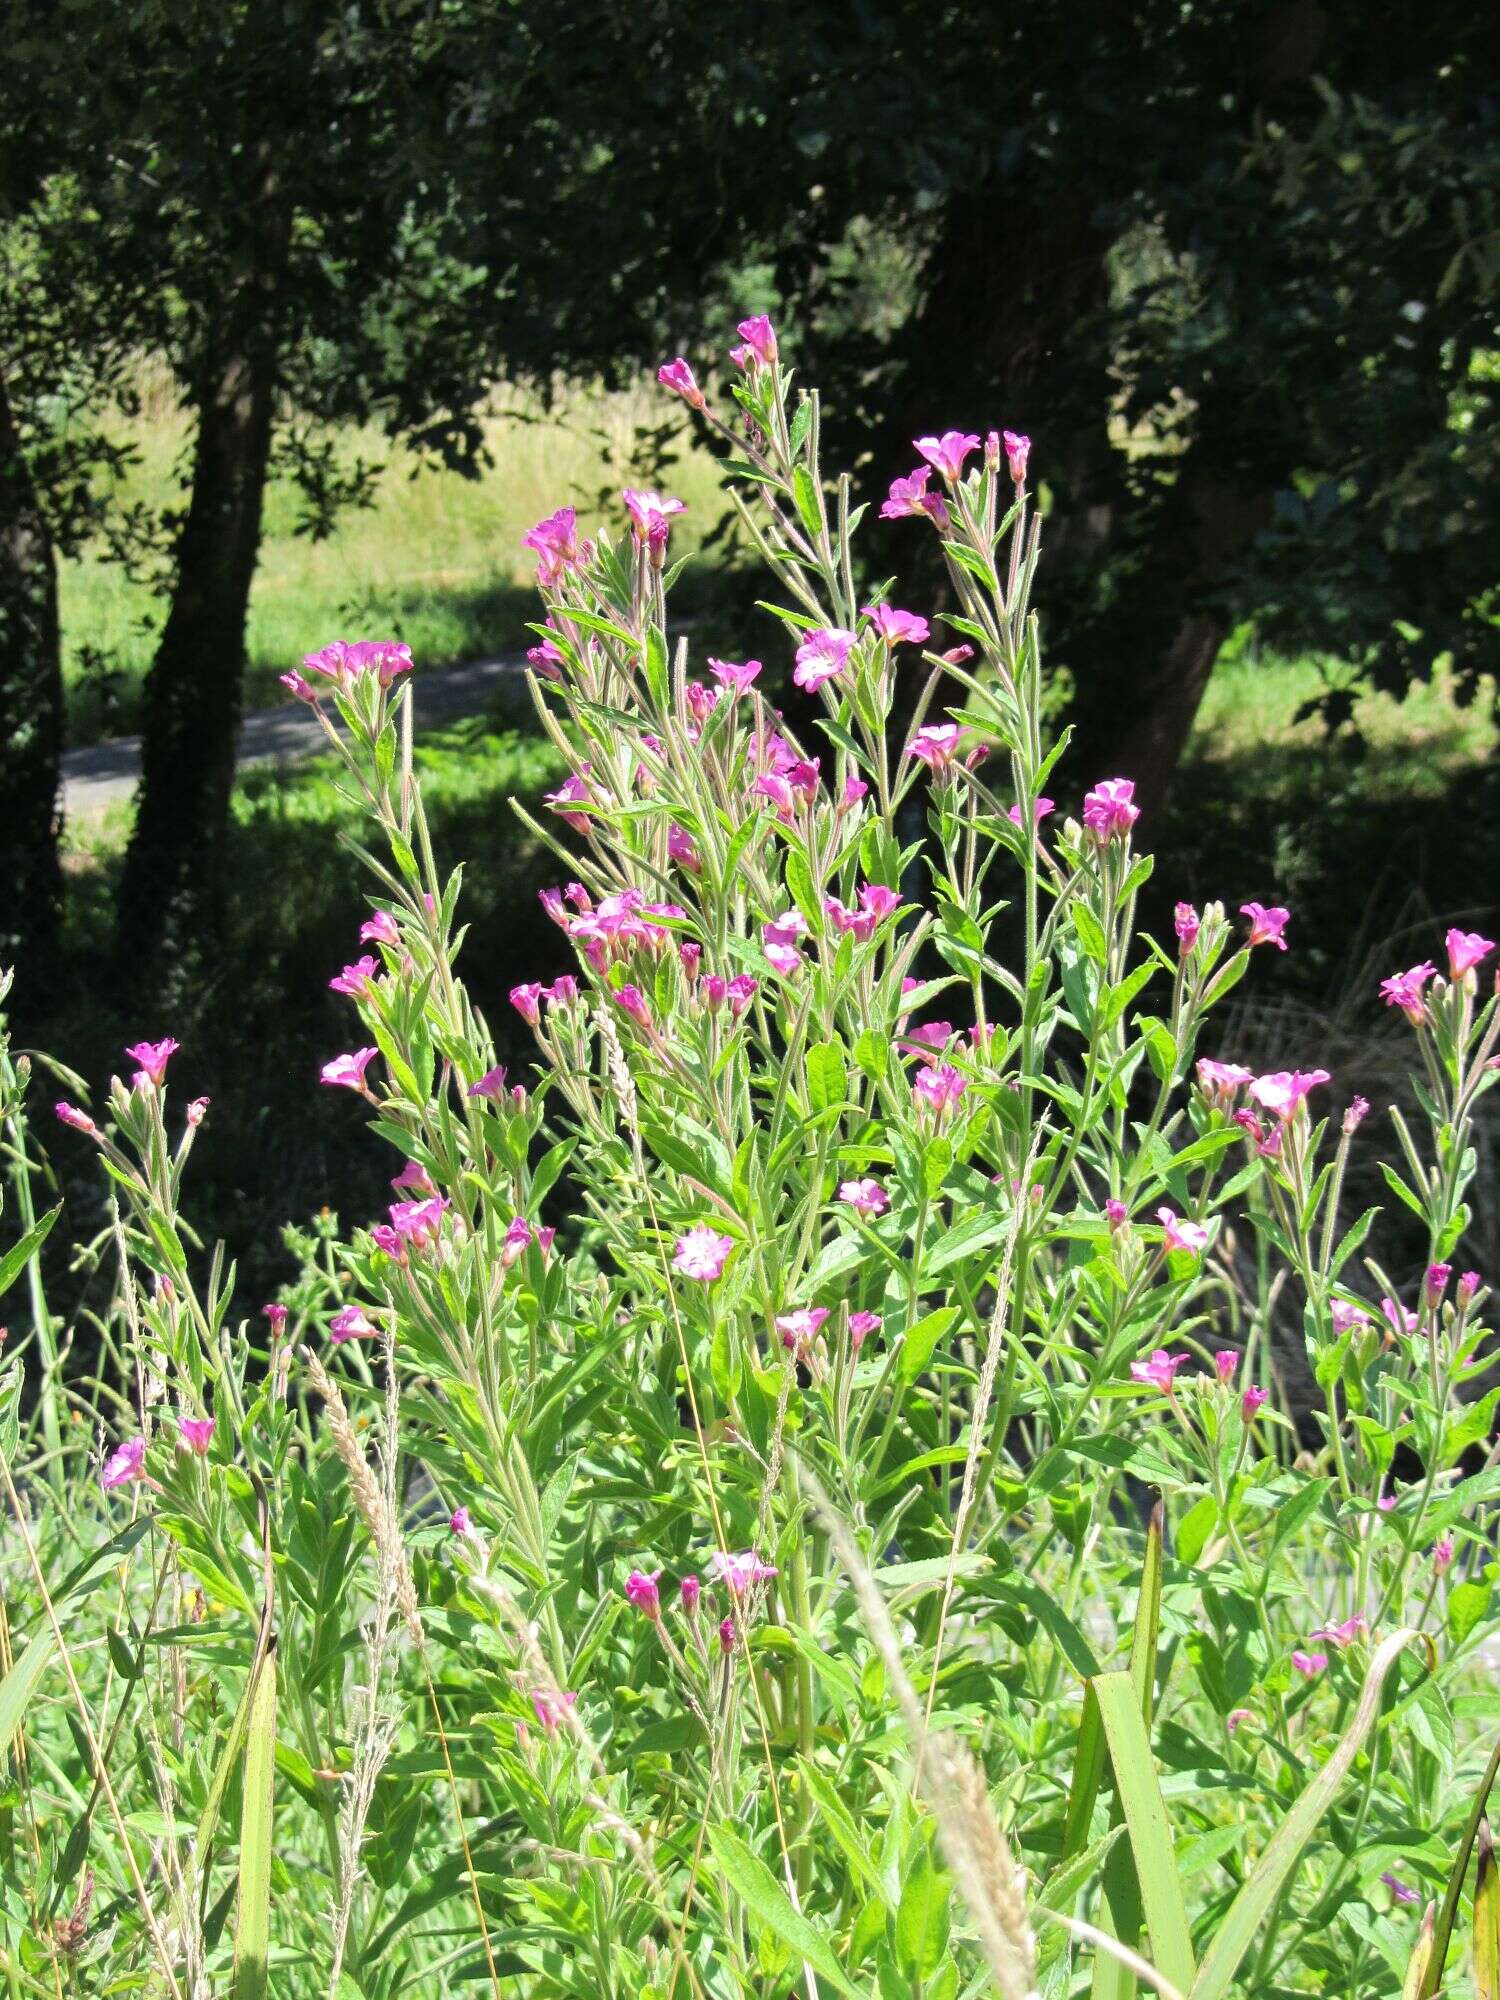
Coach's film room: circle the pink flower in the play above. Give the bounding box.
[527,621,566,674]
[1432,1535,1454,1574]
[612,985,652,1030]
[361,910,400,947]
[548,975,579,1009]
[501,1217,534,1270]
[680,1574,702,1614]
[1247,1069,1330,1121]
[1381,1296,1418,1337]
[1241,903,1290,951]
[719,1616,737,1654]
[776,1306,830,1353]
[710,1551,778,1595]
[330,1305,378,1344]
[1003,430,1031,485]
[530,1689,577,1733]
[185,1097,209,1127]
[673,1226,734,1283]
[880,467,951,530]
[522,507,581,585]
[1174,903,1200,953]
[281,670,317,702]
[1330,1298,1370,1333]
[1226,1708,1254,1735]
[466,1065,508,1101]
[390,1196,449,1252]
[708,656,762,696]
[321,1048,378,1092]
[102,1436,146,1489]
[329,956,378,998]
[1157,1207,1210,1257]
[1196,1059,1254,1102]
[1445,928,1494,980]
[1458,1270,1481,1306]
[913,431,981,482]
[510,983,546,1026]
[1380,961,1438,1024]
[848,1310,882,1352]
[1105,1198,1129,1230]
[1290,1650,1328,1678]
[839,1178,889,1218]
[863,604,930,647]
[793,627,858,692]
[450,1506,472,1536]
[1242,1386,1269,1420]
[735,315,778,366]
[1215,1350,1239,1383]
[124,1038,180,1087]
[302,640,412,687]
[1130,1349,1189,1393]
[1007,797,1055,829]
[622,488,686,554]
[1082,779,1139,842]
[1424,1262,1451,1307]
[1381,1873,1422,1908]
[1312,1614,1367,1648]
[907,724,967,774]
[657,357,705,409]
[1343,1096,1370,1133]
[264,1303,288,1332]
[55,1102,97,1135]
[762,915,806,977]
[177,1417,214,1455]
[625,1568,663,1617]
[727,975,758,1017]
[912,1062,967,1119]
[668,824,701,875]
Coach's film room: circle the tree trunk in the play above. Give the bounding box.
[0,368,65,1002]
[117,177,287,979]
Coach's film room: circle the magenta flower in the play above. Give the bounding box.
[673,1225,734,1283]
[55,1102,97,1136]
[907,724,967,774]
[1330,1298,1370,1333]
[913,431,981,482]
[124,1038,180,1087]
[625,1568,663,1618]
[1381,1873,1422,1908]
[680,1574,702,1614]
[726,974,758,1017]
[863,604,930,647]
[1242,1385,1269,1420]
[1247,1069,1330,1120]
[500,1216,534,1270]
[1445,928,1494,980]
[776,1306,831,1353]
[707,656,762,696]
[657,357,705,409]
[735,315,778,366]
[710,1550,778,1595]
[328,956,378,997]
[527,622,566,674]
[102,1436,147,1490]
[1312,1613,1367,1648]
[530,1689,577,1733]
[510,983,547,1026]
[302,640,412,688]
[839,1178,889,1218]
[1007,797,1055,829]
[544,768,593,834]
[793,627,858,692]
[1082,779,1139,842]
[390,1196,449,1251]
[611,985,652,1030]
[445,1506,471,1537]
[361,910,400,947]
[1157,1207,1210,1257]
[912,1062,967,1120]
[1174,903,1201,953]
[1381,1296,1418,1337]
[668,823,702,876]
[320,1048,378,1092]
[1196,1059,1254,1103]
[848,1311,882,1352]
[1382,961,1437,1020]
[522,506,581,585]
[177,1417,215,1455]
[1458,1270,1481,1305]
[1105,1198,1128,1230]
[1290,1650,1328,1678]
[1003,430,1031,485]
[467,1065,508,1101]
[719,1616,737,1654]
[1130,1349,1189,1393]
[762,914,806,977]
[281,670,317,702]
[622,488,686,554]
[1343,1096,1370,1133]
[880,467,951,530]
[1215,1350,1239,1383]
[330,1305,379,1344]
[1432,1535,1455,1573]
[1226,1708,1254,1735]
[186,1096,209,1127]
[1241,902,1290,951]
[264,1303,288,1332]
[548,975,579,1009]
[1424,1262,1451,1308]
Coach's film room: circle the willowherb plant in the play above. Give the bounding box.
[7,319,1499,1999]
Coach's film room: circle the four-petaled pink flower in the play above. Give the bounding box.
[1157,1207,1211,1257]
[1215,1350,1239,1383]
[177,1417,215,1455]
[1003,430,1031,485]
[1247,1069,1330,1121]
[1330,1298,1370,1333]
[913,431,981,483]
[321,1048,378,1092]
[625,1568,663,1618]
[673,1225,734,1283]
[622,488,686,554]
[531,1689,577,1732]
[710,1551,778,1595]
[125,1038,180,1087]
[719,1616,737,1654]
[762,913,807,977]
[522,507,581,585]
[1106,1198,1129,1230]
[1381,1296,1418,1337]
[612,985,652,1030]
[1424,1262,1451,1307]
[330,1305,379,1344]
[390,1196,449,1252]
[735,315,778,366]
[510,983,547,1026]
[708,656,762,696]
[1446,928,1494,981]
[1130,1349,1189,1393]
[1312,1613,1367,1648]
[1007,797,1055,829]
[793,627,858,692]
[329,956,378,997]
[1432,1535,1454,1573]
[544,768,592,833]
[1175,903,1200,953]
[1382,1873,1422,1908]
[680,1574,701,1613]
[361,910,399,947]
[1226,1708,1254,1735]
[907,725,967,774]
[102,1436,147,1489]
[1196,1059,1254,1103]
[657,357,705,409]
[501,1216,534,1269]
[839,1178,889,1218]
[302,640,413,689]
[1082,779,1139,842]
[863,604,930,647]
[1241,902,1290,951]
[880,467,951,530]
[1290,1650,1327,1678]
[849,1310,882,1351]
[912,1062,967,1119]
[776,1306,830,1353]
[467,1065,508,1101]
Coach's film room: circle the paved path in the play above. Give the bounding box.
[61,654,527,819]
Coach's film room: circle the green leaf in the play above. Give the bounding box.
[896,1840,952,1982]
[898,1306,957,1384]
[1092,1673,1196,1995]
[806,1041,848,1116]
[0,1631,56,1765]
[233,1641,277,2000]
[853,1029,888,1084]
[792,465,824,537]
[0,1203,60,1301]
[707,1825,860,1999]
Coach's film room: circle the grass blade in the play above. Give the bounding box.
[1401,1904,1435,2000]
[1129,1501,1164,1725]
[0,1629,56,1762]
[233,1638,277,2000]
[1420,1736,1500,1998]
[1476,1821,1498,2000]
[1190,1626,1426,2000]
[1092,1671,1196,1995]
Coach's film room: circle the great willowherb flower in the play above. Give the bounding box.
[1381,1296,1418,1336]
[1174,903,1201,953]
[177,1417,214,1455]
[625,1568,663,1617]
[360,909,400,947]
[1247,1069,1330,1120]
[328,956,377,997]
[1241,902,1290,951]
[527,621,566,674]
[668,824,701,875]
[1105,1198,1128,1230]
[500,1217,534,1270]
[793,627,857,691]
[1424,1262,1451,1307]
[710,1551,778,1595]
[544,767,593,833]
[55,1102,97,1135]
[1432,1535,1455,1573]
[776,1306,830,1353]
[1445,928,1495,980]
[522,507,581,585]
[530,1689,577,1733]
[735,315,778,366]
[1226,1709,1254,1734]
[1343,1096,1370,1133]
[1290,1650,1327,1678]
[185,1096,209,1127]
[1381,1874,1422,1908]
[657,357,705,409]
[1157,1207,1210,1256]
[466,1066,508,1100]
[264,1303,288,1332]
[913,431,981,482]
[726,974,758,1017]
[390,1196,448,1251]
[1130,1349,1188,1393]
[622,488,686,557]
[125,1038,180,1087]
[848,1310,882,1352]
[912,1062,967,1119]
[718,1616,737,1654]
[680,1574,701,1614]
[673,1226,734,1283]
[862,604,930,647]
[880,467,951,530]
[321,1048,378,1092]
[302,640,412,688]
[907,724,967,774]
[102,1436,146,1490]
[1003,430,1031,485]
[510,983,546,1025]
[1330,1298,1370,1332]
[548,974,579,1009]
[1458,1270,1481,1306]
[707,655,761,695]
[839,1178,889,1218]
[611,985,652,1030]
[1215,1350,1239,1382]
[762,914,806,977]
[1241,1385,1269,1420]
[1007,797,1055,829]
[1081,779,1139,842]
[1196,1059,1254,1103]
[330,1305,378,1344]
[1312,1613,1367,1648]
[281,669,317,701]
[450,1507,472,1536]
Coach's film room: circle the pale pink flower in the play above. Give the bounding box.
[1105,1198,1128,1230]
[657,357,705,409]
[1290,1650,1327,1678]
[793,627,858,692]
[907,724,967,773]
[708,656,762,696]
[673,1226,734,1283]
[1003,430,1031,485]
[1157,1207,1210,1256]
[281,669,317,701]
[777,1306,830,1353]
[522,506,581,585]
[1343,1096,1370,1133]
[710,1550,778,1595]
[1241,1385,1269,1420]
[102,1436,147,1489]
[1445,928,1494,980]
[625,1568,663,1617]
[880,467,951,530]
[55,1102,97,1135]
[125,1038,180,1087]
[1381,1297,1418,1336]
[330,1305,378,1344]
[1241,902,1290,951]
[863,604,930,647]
[185,1096,210,1127]
[1312,1614,1367,1648]
[622,488,686,554]
[839,1178,889,1218]
[527,622,566,674]
[1130,1349,1189,1393]
[1007,797,1055,829]
[1196,1059,1254,1102]
[1082,779,1139,842]
[1215,1351,1239,1383]
[321,1048,378,1092]
[1174,903,1200,953]
[735,315,778,365]
[680,1574,702,1614]
[668,824,702,875]
[849,1311,882,1352]
[912,1063,967,1118]
[329,956,378,997]
[762,914,806,977]
[1432,1535,1454,1573]
[361,910,400,947]
[545,766,594,834]
[390,1196,448,1251]
[1247,1069,1330,1120]
[548,974,579,1009]
[727,974,758,1017]
[1458,1270,1481,1305]
[531,1689,577,1732]
[1330,1298,1370,1333]
[913,431,981,482]
[466,1066,508,1100]
[177,1417,215,1455]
